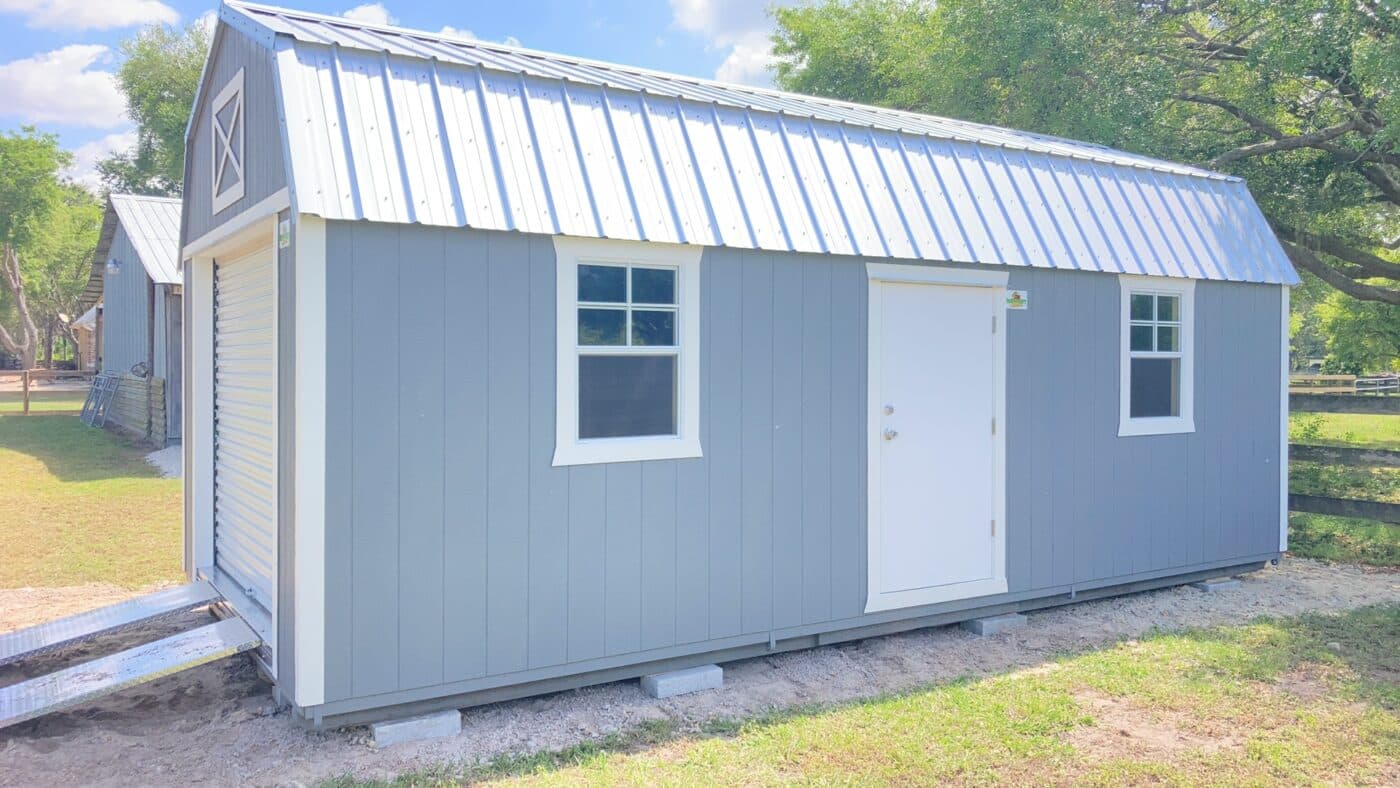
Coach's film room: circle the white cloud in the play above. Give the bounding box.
[341,2,396,26]
[439,24,475,40]
[714,36,777,85]
[64,129,136,192]
[0,45,127,127]
[668,0,794,86]
[438,25,519,48]
[0,0,177,31]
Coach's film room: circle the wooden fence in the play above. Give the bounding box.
[1289,391,1398,525]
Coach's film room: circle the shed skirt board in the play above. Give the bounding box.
[867,277,1006,612]
[212,244,277,647]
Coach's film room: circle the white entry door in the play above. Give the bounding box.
[866,266,1007,613]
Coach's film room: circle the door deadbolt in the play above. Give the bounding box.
[883,404,895,415]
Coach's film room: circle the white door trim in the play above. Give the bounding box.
[292,214,326,706]
[865,263,1009,614]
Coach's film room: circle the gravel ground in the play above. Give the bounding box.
[144,445,182,479]
[0,558,1395,786]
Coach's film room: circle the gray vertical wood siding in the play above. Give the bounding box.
[182,24,287,245]
[318,221,1283,704]
[100,226,165,377]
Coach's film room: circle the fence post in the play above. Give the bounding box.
[22,370,29,416]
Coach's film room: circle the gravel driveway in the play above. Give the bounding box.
[1,557,1395,786]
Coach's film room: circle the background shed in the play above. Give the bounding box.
[86,194,184,444]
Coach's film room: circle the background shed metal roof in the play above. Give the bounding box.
[82,194,183,307]
[223,1,1297,285]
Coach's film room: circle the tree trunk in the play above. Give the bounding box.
[42,319,53,368]
[0,242,40,370]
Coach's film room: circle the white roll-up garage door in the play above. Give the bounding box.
[212,246,276,617]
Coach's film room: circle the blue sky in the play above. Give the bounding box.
[0,0,790,190]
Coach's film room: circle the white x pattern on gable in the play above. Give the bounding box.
[211,69,246,214]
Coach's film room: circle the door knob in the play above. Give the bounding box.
[883,428,899,441]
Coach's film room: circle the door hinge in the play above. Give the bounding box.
[992,315,997,333]
[991,417,996,435]
[991,519,997,537]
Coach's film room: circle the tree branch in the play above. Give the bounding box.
[1174,94,1282,138]
[1316,142,1400,169]
[1176,94,1398,202]
[1210,118,1363,166]
[1144,0,1221,17]
[1283,242,1400,304]
[1357,162,1400,206]
[1274,225,1400,280]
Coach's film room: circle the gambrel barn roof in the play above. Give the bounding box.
[219,0,1297,285]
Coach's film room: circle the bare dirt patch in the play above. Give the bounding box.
[1,558,1396,787]
[1274,663,1334,701]
[1069,689,1244,758]
[0,585,153,633]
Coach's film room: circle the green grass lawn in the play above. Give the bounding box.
[0,390,87,414]
[1290,461,1400,505]
[0,413,182,588]
[1289,514,1400,566]
[328,605,1400,786]
[1290,411,1400,451]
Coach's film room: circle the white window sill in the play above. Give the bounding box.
[1118,417,1195,437]
[552,435,703,467]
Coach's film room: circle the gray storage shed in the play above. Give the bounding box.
[85,193,184,444]
[181,1,1296,727]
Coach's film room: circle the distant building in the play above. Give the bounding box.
[82,194,183,445]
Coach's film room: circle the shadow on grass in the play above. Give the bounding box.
[323,604,1400,786]
[0,414,161,483]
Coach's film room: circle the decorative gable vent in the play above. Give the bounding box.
[211,69,246,213]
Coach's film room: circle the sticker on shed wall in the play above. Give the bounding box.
[278,219,291,249]
[1005,290,1029,310]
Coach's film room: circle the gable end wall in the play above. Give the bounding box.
[183,24,287,245]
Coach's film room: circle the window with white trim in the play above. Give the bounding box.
[1119,275,1195,436]
[211,69,245,214]
[554,237,702,466]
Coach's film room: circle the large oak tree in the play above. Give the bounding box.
[772,0,1399,310]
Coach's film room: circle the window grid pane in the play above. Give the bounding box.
[577,262,683,440]
[1126,289,1187,422]
[1129,291,1182,355]
[579,264,626,303]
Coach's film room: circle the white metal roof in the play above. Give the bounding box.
[110,194,183,284]
[72,303,100,330]
[223,1,1297,285]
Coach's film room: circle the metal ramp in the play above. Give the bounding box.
[0,618,260,729]
[0,582,261,730]
[0,581,220,667]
